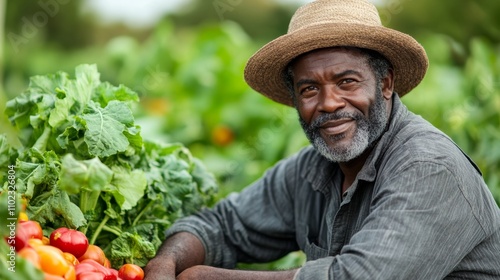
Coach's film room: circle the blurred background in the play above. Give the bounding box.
[1,0,499,243]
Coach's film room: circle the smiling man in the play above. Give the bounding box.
[144,0,500,279]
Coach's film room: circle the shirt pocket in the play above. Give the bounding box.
[297,222,329,261]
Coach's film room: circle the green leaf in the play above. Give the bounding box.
[107,166,147,211]
[109,232,156,267]
[59,154,113,194]
[93,82,139,107]
[28,188,87,230]
[48,64,100,128]
[82,100,134,157]
[14,149,60,200]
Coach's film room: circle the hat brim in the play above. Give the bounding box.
[244,23,429,107]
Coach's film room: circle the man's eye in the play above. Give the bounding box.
[340,78,355,84]
[300,86,318,96]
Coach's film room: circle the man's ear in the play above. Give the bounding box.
[382,68,395,100]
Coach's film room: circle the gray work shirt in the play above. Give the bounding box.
[166,95,500,279]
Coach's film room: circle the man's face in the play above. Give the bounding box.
[290,48,392,162]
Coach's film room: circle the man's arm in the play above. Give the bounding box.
[144,231,299,280]
[177,265,299,280]
[144,232,205,280]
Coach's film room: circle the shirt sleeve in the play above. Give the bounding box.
[165,154,300,268]
[295,161,492,279]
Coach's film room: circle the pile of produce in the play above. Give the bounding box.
[3,203,144,279]
[0,64,218,279]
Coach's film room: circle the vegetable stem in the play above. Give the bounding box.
[132,199,155,226]
[89,215,110,245]
[33,126,51,152]
[102,225,122,237]
[80,190,101,213]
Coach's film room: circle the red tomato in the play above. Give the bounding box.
[19,220,43,240]
[75,259,115,280]
[109,268,119,278]
[50,227,89,258]
[118,264,144,280]
[76,271,106,280]
[77,244,106,266]
[8,222,28,251]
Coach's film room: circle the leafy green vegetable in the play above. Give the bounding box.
[1,64,218,268]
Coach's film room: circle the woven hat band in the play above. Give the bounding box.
[289,0,381,32]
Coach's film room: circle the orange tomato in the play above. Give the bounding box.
[44,273,65,280]
[34,245,72,277]
[63,264,76,280]
[118,263,144,280]
[63,252,80,266]
[18,247,41,269]
[42,236,50,245]
[77,244,107,266]
[28,238,45,248]
[103,257,111,268]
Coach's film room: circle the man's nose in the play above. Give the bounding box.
[318,86,346,113]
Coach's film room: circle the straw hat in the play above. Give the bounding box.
[244,0,428,107]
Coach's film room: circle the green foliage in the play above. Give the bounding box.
[380,0,500,49]
[1,65,218,268]
[404,37,500,204]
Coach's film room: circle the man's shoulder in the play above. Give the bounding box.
[384,110,481,174]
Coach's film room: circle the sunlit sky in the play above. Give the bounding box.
[83,0,307,27]
[84,0,382,28]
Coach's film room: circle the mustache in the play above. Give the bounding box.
[308,111,363,130]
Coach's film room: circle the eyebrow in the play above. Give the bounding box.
[294,69,363,89]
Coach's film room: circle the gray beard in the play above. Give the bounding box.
[299,87,389,163]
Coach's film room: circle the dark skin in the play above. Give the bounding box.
[292,48,394,193]
[143,48,395,279]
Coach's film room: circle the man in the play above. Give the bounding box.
[145,0,500,279]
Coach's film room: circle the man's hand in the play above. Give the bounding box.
[177,265,299,280]
[143,232,205,280]
[144,231,299,280]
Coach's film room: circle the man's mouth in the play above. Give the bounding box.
[319,119,354,135]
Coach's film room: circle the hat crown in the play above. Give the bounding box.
[288,0,381,33]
